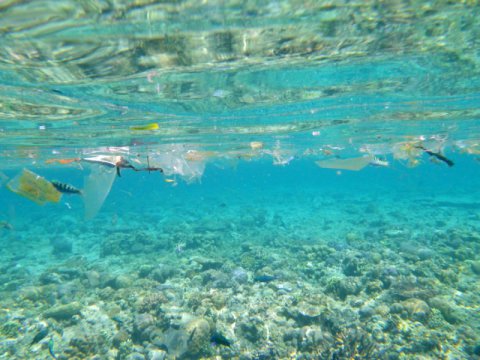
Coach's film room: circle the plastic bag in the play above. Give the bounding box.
[6,169,61,205]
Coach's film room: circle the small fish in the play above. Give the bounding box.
[211,331,231,347]
[0,221,13,230]
[48,336,57,360]
[51,180,82,195]
[51,89,64,95]
[254,275,277,283]
[130,123,159,131]
[31,327,49,345]
[111,316,124,325]
[416,146,454,167]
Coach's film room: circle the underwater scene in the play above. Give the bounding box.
[1,1,480,359]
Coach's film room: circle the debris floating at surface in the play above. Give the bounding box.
[315,156,373,171]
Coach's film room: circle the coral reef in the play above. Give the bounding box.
[1,190,479,359]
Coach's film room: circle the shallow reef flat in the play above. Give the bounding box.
[1,191,480,360]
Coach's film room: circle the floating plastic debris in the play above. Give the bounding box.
[82,155,121,168]
[4,156,156,218]
[369,157,390,167]
[315,156,373,171]
[250,141,264,150]
[6,169,61,205]
[392,141,423,167]
[148,145,206,183]
[45,158,81,165]
[164,178,177,186]
[212,89,227,98]
[184,150,214,162]
[273,155,295,166]
[266,140,296,166]
[83,163,117,220]
[130,123,159,131]
[455,140,480,155]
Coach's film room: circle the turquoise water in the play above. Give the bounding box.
[1,1,480,359]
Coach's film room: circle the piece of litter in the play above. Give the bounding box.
[130,123,159,131]
[316,156,373,171]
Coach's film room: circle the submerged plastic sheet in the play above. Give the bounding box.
[315,156,373,171]
[0,171,9,188]
[83,163,116,219]
[148,146,206,183]
[6,169,61,205]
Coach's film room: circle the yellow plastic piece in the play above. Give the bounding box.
[6,169,61,205]
[250,141,264,150]
[392,142,423,167]
[130,123,159,131]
